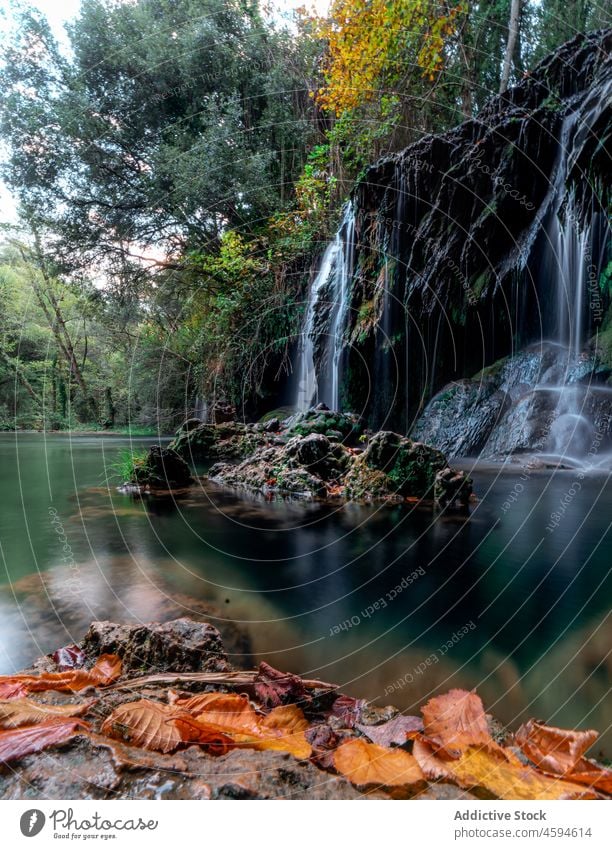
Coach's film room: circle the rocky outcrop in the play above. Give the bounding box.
[209,428,472,509]
[169,420,272,462]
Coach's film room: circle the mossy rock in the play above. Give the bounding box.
[285,408,362,442]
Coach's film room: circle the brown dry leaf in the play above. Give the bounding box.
[515,719,612,795]
[101,699,209,754]
[356,715,424,748]
[421,689,492,756]
[0,718,89,765]
[334,738,425,788]
[253,661,310,708]
[412,738,597,800]
[561,768,612,795]
[0,654,122,697]
[515,719,598,774]
[176,692,312,759]
[0,698,93,729]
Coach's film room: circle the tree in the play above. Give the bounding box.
[500,0,522,92]
[0,0,316,280]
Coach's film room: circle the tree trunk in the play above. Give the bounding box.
[18,240,98,421]
[500,0,521,93]
[0,348,42,404]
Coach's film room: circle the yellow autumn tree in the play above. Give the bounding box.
[313,0,466,116]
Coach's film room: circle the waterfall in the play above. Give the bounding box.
[294,204,355,412]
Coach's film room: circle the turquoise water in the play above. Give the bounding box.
[0,433,610,753]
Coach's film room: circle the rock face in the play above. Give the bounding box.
[209,428,472,508]
[309,31,611,434]
[413,343,612,459]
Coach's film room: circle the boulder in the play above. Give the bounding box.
[81,618,231,674]
[133,445,193,488]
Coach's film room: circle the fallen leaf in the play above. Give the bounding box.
[306,723,349,768]
[101,699,211,754]
[560,767,612,795]
[0,681,29,700]
[515,720,612,794]
[52,645,86,671]
[0,698,93,729]
[329,694,365,728]
[175,692,312,759]
[0,718,89,765]
[334,738,425,787]
[413,738,596,800]
[0,654,122,696]
[515,720,598,775]
[356,715,423,747]
[253,661,309,708]
[421,689,492,755]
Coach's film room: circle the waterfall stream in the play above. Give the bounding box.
[294,204,355,412]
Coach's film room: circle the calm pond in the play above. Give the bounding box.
[1,433,610,752]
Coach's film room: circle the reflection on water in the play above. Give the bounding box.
[0,434,610,755]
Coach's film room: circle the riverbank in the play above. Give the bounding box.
[0,617,610,800]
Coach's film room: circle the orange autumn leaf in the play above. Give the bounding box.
[0,654,122,697]
[421,688,493,755]
[412,738,597,800]
[174,692,312,759]
[0,718,89,765]
[100,699,218,754]
[334,738,424,787]
[560,768,612,795]
[0,697,94,729]
[515,720,612,794]
[515,719,598,775]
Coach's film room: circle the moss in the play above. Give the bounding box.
[474,355,509,380]
[471,270,490,299]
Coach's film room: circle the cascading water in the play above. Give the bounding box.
[294,204,355,412]
[412,96,612,466]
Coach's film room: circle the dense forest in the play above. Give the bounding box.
[0,0,609,431]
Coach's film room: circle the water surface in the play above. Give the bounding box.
[0,434,610,753]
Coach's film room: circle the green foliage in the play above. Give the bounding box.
[107,448,149,484]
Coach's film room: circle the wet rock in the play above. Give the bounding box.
[169,421,271,461]
[413,343,612,459]
[132,445,193,489]
[178,417,203,432]
[262,417,281,433]
[434,467,473,511]
[210,428,471,507]
[285,408,362,441]
[81,618,231,674]
[344,431,460,503]
[412,379,511,457]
